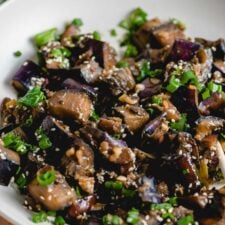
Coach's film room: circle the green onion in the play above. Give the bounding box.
[47,211,56,217]
[180,70,197,85]
[2,132,31,155]
[37,170,56,186]
[34,28,57,47]
[54,216,65,225]
[126,208,140,225]
[121,188,136,198]
[170,18,186,30]
[136,61,151,81]
[72,18,83,27]
[201,89,210,100]
[103,214,121,225]
[182,169,190,175]
[15,173,27,188]
[152,96,162,105]
[93,31,101,41]
[23,116,33,127]
[166,197,177,206]
[147,108,154,115]
[90,110,100,122]
[14,51,22,57]
[170,113,188,132]
[207,81,222,93]
[151,203,172,211]
[36,128,52,150]
[110,29,117,37]
[221,133,225,139]
[119,8,148,31]
[17,86,46,108]
[148,69,163,78]
[116,61,129,68]
[162,212,174,220]
[105,181,123,190]
[166,75,181,93]
[51,48,71,58]
[177,215,194,225]
[32,211,48,223]
[124,44,138,58]
[75,186,82,197]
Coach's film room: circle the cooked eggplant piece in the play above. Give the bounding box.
[115,105,149,132]
[195,37,225,60]
[142,113,168,145]
[71,38,116,70]
[199,92,225,116]
[11,61,46,94]
[151,22,185,48]
[61,24,80,47]
[62,78,97,99]
[48,90,93,124]
[98,117,123,135]
[138,78,162,100]
[133,17,162,50]
[62,137,95,194]
[28,167,76,211]
[0,144,20,185]
[192,48,213,83]
[68,195,96,219]
[172,85,199,123]
[102,68,136,96]
[169,39,200,62]
[213,60,225,75]
[138,177,160,203]
[195,116,225,141]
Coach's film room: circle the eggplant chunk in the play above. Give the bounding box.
[0,144,20,185]
[213,60,225,75]
[102,68,136,96]
[199,92,225,116]
[12,60,46,94]
[28,167,76,211]
[62,137,95,194]
[115,105,149,132]
[48,90,93,123]
[195,116,225,141]
[98,117,123,135]
[61,24,80,47]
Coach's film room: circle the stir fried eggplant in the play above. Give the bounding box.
[1,8,225,225]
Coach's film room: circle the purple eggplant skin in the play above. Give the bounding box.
[195,38,225,60]
[79,125,127,148]
[168,39,200,62]
[12,60,46,94]
[62,78,97,99]
[171,85,199,124]
[0,145,20,186]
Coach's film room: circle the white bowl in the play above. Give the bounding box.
[0,0,225,224]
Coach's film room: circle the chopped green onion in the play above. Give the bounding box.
[37,170,56,186]
[34,28,57,47]
[177,215,194,225]
[72,18,83,27]
[90,110,100,122]
[14,51,22,57]
[47,211,56,217]
[147,108,154,115]
[166,75,181,93]
[182,169,190,175]
[105,181,123,190]
[116,61,129,68]
[103,214,121,225]
[51,48,71,58]
[170,18,186,30]
[110,29,117,37]
[119,8,148,31]
[126,208,140,225]
[36,128,52,150]
[75,186,82,197]
[151,203,172,211]
[207,81,222,93]
[124,44,138,58]
[23,116,33,127]
[32,211,48,223]
[121,188,136,198]
[166,197,177,206]
[17,86,46,108]
[2,132,31,155]
[170,113,187,132]
[136,61,150,81]
[162,212,174,220]
[54,216,65,225]
[152,96,162,105]
[15,173,27,188]
[149,69,163,78]
[201,89,210,100]
[180,70,197,85]
[93,31,101,41]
